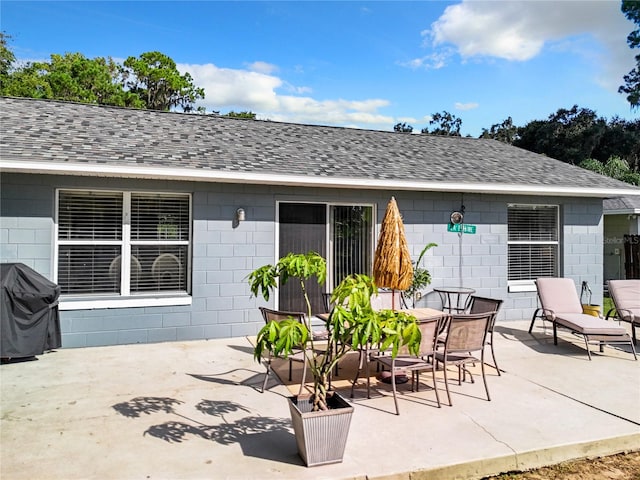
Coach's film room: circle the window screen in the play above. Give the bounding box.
[507,205,559,281]
[57,190,190,296]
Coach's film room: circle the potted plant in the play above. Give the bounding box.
[248,251,421,466]
[403,242,437,308]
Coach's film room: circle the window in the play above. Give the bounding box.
[508,204,559,287]
[331,205,373,286]
[56,190,191,297]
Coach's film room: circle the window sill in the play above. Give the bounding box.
[59,295,192,311]
[507,281,537,293]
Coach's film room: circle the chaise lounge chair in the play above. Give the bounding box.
[529,278,637,360]
[606,280,640,345]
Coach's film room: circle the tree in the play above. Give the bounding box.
[393,122,413,133]
[421,111,462,136]
[123,51,204,111]
[514,105,606,165]
[0,32,15,78]
[2,41,205,111]
[619,0,640,109]
[479,116,518,144]
[41,53,142,107]
[580,155,640,185]
[591,117,640,171]
[226,110,256,119]
[0,58,52,99]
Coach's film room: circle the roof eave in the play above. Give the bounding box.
[3,160,639,198]
[604,208,640,215]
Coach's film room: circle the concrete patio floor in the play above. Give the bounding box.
[1,320,639,480]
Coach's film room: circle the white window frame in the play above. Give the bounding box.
[54,189,192,310]
[507,203,559,293]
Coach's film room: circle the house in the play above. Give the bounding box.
[2,96,639,348]
[603,196,640,283]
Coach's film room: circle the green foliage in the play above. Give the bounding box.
[580,156,640,186]
[421,111,462,136]
[254,318,308,362]
[515,105,606,165]
[226,111,256,119]
[249,253,420,411]
[603,156,631,179]
[620,0,640,110]
[0,32,15,78]
[123,51,205,111]
[479,116,518,144]
[0,38,203,111]
[578,158,605,174]
[510,106,640,174]
[393,122,413,133]
[403,243,437,307]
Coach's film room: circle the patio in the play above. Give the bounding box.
[1,320,638,480]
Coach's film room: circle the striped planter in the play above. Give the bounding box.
[288,393,354,467]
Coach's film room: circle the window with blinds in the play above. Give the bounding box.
[507,204,559,281]
[57,190,191,296]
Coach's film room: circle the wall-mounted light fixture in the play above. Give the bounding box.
[236,208,246,222]
[450,210,464,225]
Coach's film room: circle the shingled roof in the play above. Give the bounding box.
[1,96,638,198]
[604,196,640,213]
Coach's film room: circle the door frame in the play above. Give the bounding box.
[275,200,376,310]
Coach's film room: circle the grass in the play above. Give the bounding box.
[602,295,615,318]
[484,451,640,479]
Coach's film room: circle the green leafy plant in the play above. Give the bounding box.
[249,252,421,412]
[404,243,437,307]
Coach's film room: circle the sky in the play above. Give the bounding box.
[1,0,637,137]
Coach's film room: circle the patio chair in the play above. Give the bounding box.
[435,296,503,373]
[606,280,640,345]
[467,296,504,375]
[370,315,443,415]
[258,307,309,395]
[529,278,637,360]
[434,312,494,406]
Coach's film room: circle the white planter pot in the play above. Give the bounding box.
[287,392,354,467]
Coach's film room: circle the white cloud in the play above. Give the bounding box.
[179,62,395,128]
[245,61,278,75]
[399,49,451,70]
[181,63,282,111]
[454,102,479,111]
[414,0,636,91]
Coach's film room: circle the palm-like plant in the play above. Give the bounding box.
[249,252,421,412]
[403,242,437,307]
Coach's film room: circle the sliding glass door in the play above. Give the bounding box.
[278,202,373,314]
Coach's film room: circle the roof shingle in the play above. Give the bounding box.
[1,96,638,197]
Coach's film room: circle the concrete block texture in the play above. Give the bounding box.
[1,174,606,348]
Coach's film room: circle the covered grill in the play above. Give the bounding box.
[1,263,61,359]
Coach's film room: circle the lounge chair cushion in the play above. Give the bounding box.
[616,308,640,325]
[536,278,583,315]
[608,280,640,325]
[554,313,628,336]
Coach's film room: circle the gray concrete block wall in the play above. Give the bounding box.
[1,173,605,349]
[0,175,54,277]
[562,199,604,306]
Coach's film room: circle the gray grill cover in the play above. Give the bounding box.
[1,263,61,358]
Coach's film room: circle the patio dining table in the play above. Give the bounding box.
[433,286,476,313]
[314,307,444,323]
[352,307,447,397]
[313,307,447,396]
